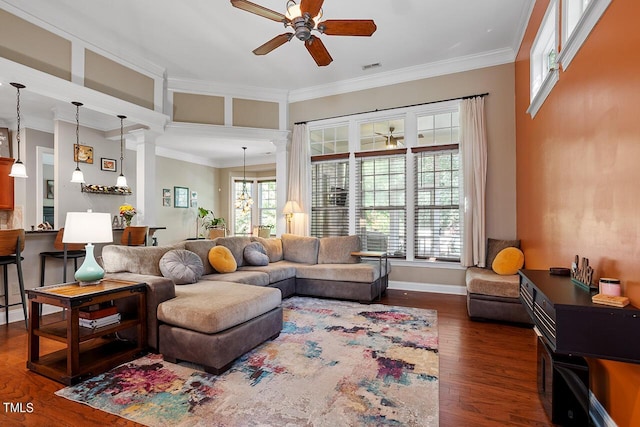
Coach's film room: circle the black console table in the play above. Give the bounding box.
[519,269,640,425]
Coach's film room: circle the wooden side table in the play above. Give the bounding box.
[351,251,388,301]
[26,279,147,385]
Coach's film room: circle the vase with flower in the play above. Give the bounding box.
[119,204,137,227]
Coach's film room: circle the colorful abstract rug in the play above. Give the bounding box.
[56,297,438,426]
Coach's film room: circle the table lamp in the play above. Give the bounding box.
[283,200,302,234]
[62,210,113,285]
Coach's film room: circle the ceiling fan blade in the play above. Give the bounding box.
[300,0,324,19]
[230,0,287,22]
[253,33,293,55]
[318,20,377,36]
[305,35,332,66]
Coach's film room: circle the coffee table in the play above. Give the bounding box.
[26,279,147,385]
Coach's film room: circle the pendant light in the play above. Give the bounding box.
[235,146,253,214]
[8,82,28,178]
[70,101,85,183]
[116,114,127,187]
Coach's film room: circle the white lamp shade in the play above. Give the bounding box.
[283,200,302,214]
[9,161,28,178]
[116,174,128,187]
[70,168,85,183]
[63,212,113,244]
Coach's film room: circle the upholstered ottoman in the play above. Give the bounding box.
[465,266,532,325]
[158,281,283,374]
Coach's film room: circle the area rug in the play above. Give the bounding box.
[56,297,438,426]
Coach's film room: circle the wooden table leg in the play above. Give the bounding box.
[28,299,40,364]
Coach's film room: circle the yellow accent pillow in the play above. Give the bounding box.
[208,246,237,273]
[492,247,525,275]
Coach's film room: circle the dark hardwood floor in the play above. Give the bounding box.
[0,290,552,426]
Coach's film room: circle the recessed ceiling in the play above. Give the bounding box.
[0,0,533,164]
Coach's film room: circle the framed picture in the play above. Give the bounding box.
[162,197,171,207]
[0,128,10,158]
[162,188,171,197]
[174,186,189,208]
[190,191,198,207]
[46,180,54,199]
[101,158,117,172]
[74,144,94,164]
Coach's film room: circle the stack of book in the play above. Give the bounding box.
[79,304,121,329]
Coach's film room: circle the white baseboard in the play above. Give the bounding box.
[388,280,467,296]
[0,305,62,326]
[590,391,618,427]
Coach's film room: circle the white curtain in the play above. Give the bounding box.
[460,97,487,267]
[287,123,310,235]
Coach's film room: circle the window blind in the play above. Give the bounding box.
[311,159,350,237]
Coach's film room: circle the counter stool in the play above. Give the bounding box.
[0,229,28,328]
[39,228,86,286]
[121,226,148,246]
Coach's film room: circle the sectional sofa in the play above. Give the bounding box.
[101,234,390,373]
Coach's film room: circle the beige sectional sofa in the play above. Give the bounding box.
[101,234,390,373]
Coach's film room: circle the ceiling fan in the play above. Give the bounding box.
[375,126,424,147]
[230,0,377,66]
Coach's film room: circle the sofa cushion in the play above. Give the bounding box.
[238,261,297,283]
[251,237,284,262]
[281,233,319,264]
[295,263,383,283]
[466,266,520,298]
[214,236,252,267]
[157,281,281,335]
[208,246,237,273]
[184,240,217,275]
[492,247,525,275]
[244,242,269,266]
[200,271,270,287]
[159,249,204,285]
[102,244,178,276]
[318,235,361,264]
[486,238,520,269]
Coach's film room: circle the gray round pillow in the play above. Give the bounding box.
[244,242,269,266]
[159,249,204,284]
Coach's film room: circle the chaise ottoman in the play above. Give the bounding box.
[157,281,283,374]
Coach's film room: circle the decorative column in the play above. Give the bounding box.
[128,129,158,226]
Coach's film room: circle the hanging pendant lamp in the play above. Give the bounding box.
[9,83,28,178]
[70,101,85,183]
[116,115,128,187]
[235,146,253,214]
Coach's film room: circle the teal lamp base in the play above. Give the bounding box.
[74,244,105,286]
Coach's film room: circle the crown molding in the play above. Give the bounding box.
[154,145,218,168]
[513,1,536,58]
[288,47,516,103]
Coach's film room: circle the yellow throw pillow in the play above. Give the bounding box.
[208,246,237,273]
[492,247,525,275]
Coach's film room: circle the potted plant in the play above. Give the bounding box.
[198,207,227,239]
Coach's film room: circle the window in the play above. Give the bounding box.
[527,0,559,118]
[359,118,405,151]
[417,111,459,146]
[560,0,611,70]
[232,178,276,236]
[311,158,349,238]
[356,154,406,257]
[309,124,349,155]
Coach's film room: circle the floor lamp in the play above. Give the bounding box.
[283,200,302,234]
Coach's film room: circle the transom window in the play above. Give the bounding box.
[309,124,349,155]
[360,119,405,151]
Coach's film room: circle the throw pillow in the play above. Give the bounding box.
[492,247,525,275]
[486,238,521,269]
[159,249,204,285]
[244,242,269,266]
[208,245,237,273]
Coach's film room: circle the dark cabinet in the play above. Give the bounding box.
[0,157,15,210]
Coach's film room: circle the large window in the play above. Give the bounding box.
[311,158,349,238]
[232,178,276,236]
[258,180,277,233]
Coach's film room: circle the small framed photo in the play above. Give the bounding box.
[190,191,198,208]
[46,180,54,199]
[174,186,189,208]
[163,188,171,197]
[74,144,94,164]
[162,197,171,207]
[0,127,10,158]
[101,158,117,172]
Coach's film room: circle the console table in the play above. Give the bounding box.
[27,279,147,385]
[519,269,640,425]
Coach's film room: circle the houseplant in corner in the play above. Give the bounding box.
[198,207,227,239]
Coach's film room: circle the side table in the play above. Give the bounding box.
[351,251,388,301]
[26,279,147,385]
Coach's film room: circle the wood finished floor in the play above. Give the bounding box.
[0,290,552,426]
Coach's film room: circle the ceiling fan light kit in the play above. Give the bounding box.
[230,0,376,66]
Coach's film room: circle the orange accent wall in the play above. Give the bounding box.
[515,1,640,425]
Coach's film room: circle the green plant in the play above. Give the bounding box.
[198,207,226,230]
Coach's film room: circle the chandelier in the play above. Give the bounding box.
[235,146,253,214]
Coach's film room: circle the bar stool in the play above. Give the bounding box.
[121,226,148,246]
[0,229,27,328]
[39,228,86,286]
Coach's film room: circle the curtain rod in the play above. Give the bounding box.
[294,92,489,125]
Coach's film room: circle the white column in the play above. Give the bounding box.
[129,129,157,226]
[273,136,290,236]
